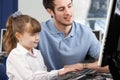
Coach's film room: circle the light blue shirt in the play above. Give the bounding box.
[38,19,100,71]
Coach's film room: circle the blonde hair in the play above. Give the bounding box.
[3,15,41,56]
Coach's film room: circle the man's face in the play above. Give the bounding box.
[50,0,74,26]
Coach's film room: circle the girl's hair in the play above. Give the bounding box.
[3,14,41,56]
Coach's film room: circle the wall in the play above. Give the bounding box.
[18,0,91,24]
[18,0,50,22]
[0,0,18,48]
[0,0,18,33]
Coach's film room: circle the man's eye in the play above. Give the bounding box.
[58,8,64,11]
[68,5,72,8]
[68,4,73,8]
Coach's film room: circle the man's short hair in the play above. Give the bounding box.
[42,0,54,11]
[42,0,72,11]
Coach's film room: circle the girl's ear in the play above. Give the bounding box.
[47,8,54,17]
[15,32,22,42]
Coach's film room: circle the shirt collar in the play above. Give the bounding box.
[49,19,61,35]
[49,19,75,37]
[16,43,37,57]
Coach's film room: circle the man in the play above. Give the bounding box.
[38,0,109,72]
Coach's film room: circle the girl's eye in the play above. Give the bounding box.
[30,33,36,36]
[31,32,39,36]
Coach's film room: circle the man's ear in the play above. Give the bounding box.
[47,8,54,17]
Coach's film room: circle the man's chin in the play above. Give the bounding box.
[64,22,73,26]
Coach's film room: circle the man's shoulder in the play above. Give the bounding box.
[73,21,87,28]
[40,19,53,29]
[73,21,93,34]
[73,21,90,30]
[41,19,53,25]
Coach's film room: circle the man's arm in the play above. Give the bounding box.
[64,61,109,73]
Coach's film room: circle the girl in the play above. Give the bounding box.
[3,11,76,80]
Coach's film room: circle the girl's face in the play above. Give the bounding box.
[17,23,39,51]
[20,31,39,50]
